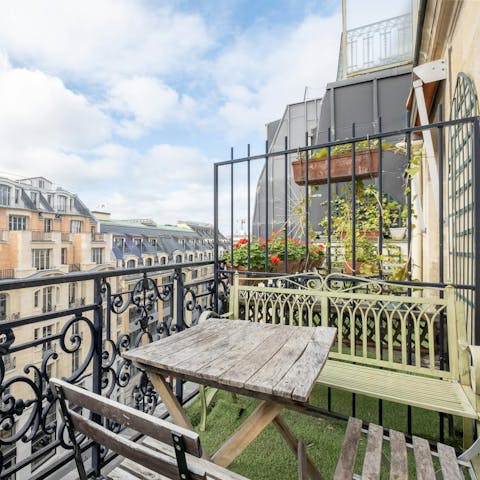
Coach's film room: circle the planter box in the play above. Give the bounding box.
[343,261,377,275]
[292,150,379,185]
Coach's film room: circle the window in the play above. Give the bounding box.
[44,219,52,233]
[0,185,10,206]
[32,249,51,270]
[30,191,37,205]
[34,290,39,308]
[68,283,76,308]
[144,258,152,266]
[34,325,53,350]
[150,238,157,247]
[14,188,20,204]
[199,253,204,261]
[38,179,45,189]
[126,259,135,268]
[31,400,55,470]
[0,294,6,321]
[8,215,27,231]
[188,254,193,262]
[114,237,124,248]
[91,248,104,264]
[69,198,73,211]
[47,194,53,206]
[191,269,198,280]
[42,287,53,313]
[70,220,83,233]
[175,254,182,264]
[72,349,80,373]
[134,238,142,248]
[160,256,166,265]
[61,248,67,265]
[57,195,67,212]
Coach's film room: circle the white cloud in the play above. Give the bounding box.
[213,13,342,141]
[0,0,212,81]
[107,77,196,138]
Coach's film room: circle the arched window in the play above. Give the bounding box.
[160,256,167,265]
[199,253,203,261]
[144,258,152,266]
[175,254,182,264]
[188,254,193,262]
[126,259,136,268]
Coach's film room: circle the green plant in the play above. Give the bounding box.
[309,139,395,160]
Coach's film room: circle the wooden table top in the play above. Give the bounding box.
[123,319,337,404]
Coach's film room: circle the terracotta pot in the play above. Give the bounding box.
[343,261,377,275]
[340,230,380,241]
[270,259,303,274]
[292,150,379,186]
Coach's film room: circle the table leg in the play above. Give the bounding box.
[148,372,194,430]
[273,416,324,480]
[212,401,283,467]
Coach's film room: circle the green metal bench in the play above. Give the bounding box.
[203,272,480,446]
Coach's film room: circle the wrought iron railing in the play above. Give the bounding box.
[0,261,215,479]
[345,14,412,75]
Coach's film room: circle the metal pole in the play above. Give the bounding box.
[473,118,480,345]
[247,144,251,271]
[213,164,219,312]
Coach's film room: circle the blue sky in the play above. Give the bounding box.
[0,0,341,226]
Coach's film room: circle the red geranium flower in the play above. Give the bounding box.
[270,255,281,264]
[238,238,248,245]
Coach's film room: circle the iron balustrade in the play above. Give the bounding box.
[0,261,216,479]
[213,114,480,440]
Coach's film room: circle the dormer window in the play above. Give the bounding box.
[38,179,45,189]
[57,195,67,212]
[30,191,37,206]
[0,185,10,206]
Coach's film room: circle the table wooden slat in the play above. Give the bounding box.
[273,327,336,402]
[243,328,314,396]
[191,325,282,383]
[217,327,294,391]
[124,320,220,362]
[389,429,408,480]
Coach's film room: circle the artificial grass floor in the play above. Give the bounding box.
[184,385,463,479]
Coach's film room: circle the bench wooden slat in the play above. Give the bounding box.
[412,436,436,480]
[70,412,206,480]
[389,430,408,480]
[50,378,202,456]
[334,417,362,480]
[362,423,383,480]
[437,443,463,480]
[116,458,169,479]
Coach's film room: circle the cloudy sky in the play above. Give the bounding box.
[0,0,341,226]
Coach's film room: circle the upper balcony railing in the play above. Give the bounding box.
[344,13,412,76]
[0,260,216,479]
[31,230,54,242]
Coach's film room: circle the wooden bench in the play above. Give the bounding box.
[335,417,480,479]
[209,272,480,445]
[50,378,249,480]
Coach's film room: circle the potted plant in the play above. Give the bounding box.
[292,139,394,186]
[224,232,325,274]
[383,200,408,240]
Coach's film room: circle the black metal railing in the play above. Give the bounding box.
[213,114,480,442]
[0,261,215,479]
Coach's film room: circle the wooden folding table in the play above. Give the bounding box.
[123,319,336,479]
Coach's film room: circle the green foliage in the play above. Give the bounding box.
[309,139,395,160]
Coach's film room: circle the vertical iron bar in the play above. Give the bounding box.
[284,136,289,272]
[406,111,413,436]
[265,140,269,271]
[351,124,356,274]
[230,147,234,268]
[91,278,103,477]
[305,132,310,264]
[378,117,383,279]
[474,118,480,345]
[175,267,185,403]
[438,105,445,373]
[327,128,332,274]
[213,164,219,312]
[247,144,251,271]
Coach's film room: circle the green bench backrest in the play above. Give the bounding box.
[231,274,467,381]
